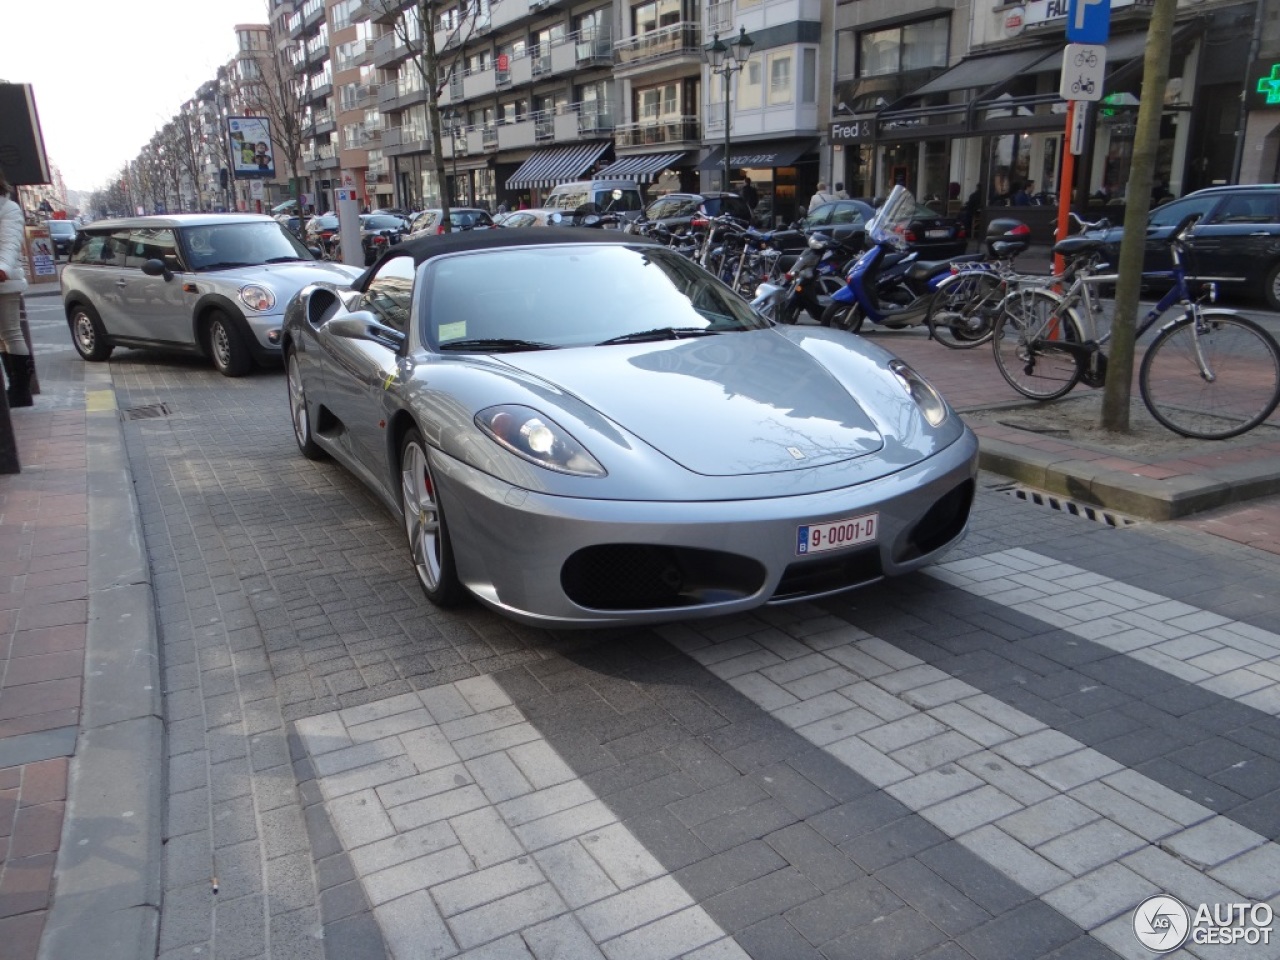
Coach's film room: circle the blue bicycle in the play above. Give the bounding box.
[991,212,1280,439]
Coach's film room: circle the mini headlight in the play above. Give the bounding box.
[889,359,948,427]
[239,284,276,312]
[476,405,606,477]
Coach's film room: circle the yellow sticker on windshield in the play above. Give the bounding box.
[439,321,467,342]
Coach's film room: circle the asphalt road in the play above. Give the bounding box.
[18,298,1280,960]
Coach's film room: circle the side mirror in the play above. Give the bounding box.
[308,246,323,258]
[549,212,564,225]
[327,312,406,350]
[141,258,174,282]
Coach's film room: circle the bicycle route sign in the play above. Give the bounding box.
[1060,43,1107,101]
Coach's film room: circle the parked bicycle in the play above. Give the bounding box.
[991,212,1280,439]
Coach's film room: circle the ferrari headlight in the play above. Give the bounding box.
[889,360,948,427]
[239,284,276,312]
[476,405,606,477]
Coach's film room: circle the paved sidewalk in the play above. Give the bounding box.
[0,324,161,960]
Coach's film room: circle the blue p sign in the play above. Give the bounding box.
[1067,0,1111,44]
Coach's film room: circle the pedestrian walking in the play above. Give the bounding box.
[740,175,759,215]
[834,182,849,200]
[809,182,833,213]
[0,167,33,408]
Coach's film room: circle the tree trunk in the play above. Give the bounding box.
[1099,0,1177,431]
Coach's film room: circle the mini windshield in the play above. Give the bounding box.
[181,222,314,270]
[423,244,770,351]
[866,186,916,248]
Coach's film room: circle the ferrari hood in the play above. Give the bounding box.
[496,332,885,476]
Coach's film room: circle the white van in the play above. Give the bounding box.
[544,179,645,220]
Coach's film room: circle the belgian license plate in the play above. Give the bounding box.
[926,229,950,239]
[797,513,879,555]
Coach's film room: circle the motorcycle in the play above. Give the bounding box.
[751,232,860,325]
[820,186,988,335]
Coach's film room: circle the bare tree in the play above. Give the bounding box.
[372,0,485,231]
[172,103,208,212]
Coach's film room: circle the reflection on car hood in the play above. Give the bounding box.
[495,331,885,476]
[211,261,363,286]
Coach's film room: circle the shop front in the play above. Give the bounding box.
[861,19,1207,242]
[698,138,819,227]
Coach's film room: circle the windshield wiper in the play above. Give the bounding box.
[438,338,557,352]
[597,327,721,346]
[264,256,308,264]
[199,261,256,270]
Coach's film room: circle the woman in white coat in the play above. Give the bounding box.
[0,167,32,407]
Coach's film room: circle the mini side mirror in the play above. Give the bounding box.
[141,258,174,282]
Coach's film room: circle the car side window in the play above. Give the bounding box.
[808,204,834,226]
[71,232,111,265]
[1150,197,1217,228]
[831,203,861,226]
[123,228,180,269]
[357,255,416,334]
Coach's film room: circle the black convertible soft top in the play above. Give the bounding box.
[354,226,659,287]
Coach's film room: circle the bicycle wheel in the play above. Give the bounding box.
[1140,310,1280,439]
[992,287,1085,401]
[928,272,1002,349]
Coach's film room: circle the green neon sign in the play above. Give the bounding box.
[1256,63,1280,105]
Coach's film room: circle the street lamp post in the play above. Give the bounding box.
[704,26,754,194]
[442,107,461,205]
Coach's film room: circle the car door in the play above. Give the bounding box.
[118,228,192,346]
[1189,191,1280,284]
[1140,195,1222,275]
[68,230,130,337]
[316,253,415,476]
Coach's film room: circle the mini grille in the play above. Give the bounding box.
[121,403,172,421]
[992,482,1140,528]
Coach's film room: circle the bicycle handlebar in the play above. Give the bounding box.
[1068,211,1110,233]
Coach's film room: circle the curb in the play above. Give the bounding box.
[978,437,1280,521]
[38,379,163,960]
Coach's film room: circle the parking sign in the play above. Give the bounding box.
[1067,0,1111,44]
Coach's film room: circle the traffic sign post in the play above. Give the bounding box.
[1059,44,1107,102]
[1056,34,1109,273]
[1067,0,1111,44]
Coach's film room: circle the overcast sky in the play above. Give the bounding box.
[7,0,276,194]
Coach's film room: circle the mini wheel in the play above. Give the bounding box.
[206,310,253,377]
[68,302,113,361]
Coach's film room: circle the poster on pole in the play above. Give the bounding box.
[226,116,275,179]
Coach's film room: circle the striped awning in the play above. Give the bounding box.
[505,141,612,191]
[592,151,689,184]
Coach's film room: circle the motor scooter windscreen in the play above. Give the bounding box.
[866,186,915,249]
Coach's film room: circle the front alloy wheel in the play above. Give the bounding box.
[400,430,464,607]
[286,350,325,460]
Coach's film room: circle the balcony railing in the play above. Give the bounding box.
[575,30,613,66]
[614,116,701,147]
[614,23,703,66]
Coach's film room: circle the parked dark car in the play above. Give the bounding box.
[800,198,969,259]
[355,213,411,266]
[1085,184,1280,309]
[47,220,78,258]
[638,192,755,237]
[303,214,340,251]
[407,208,495,237]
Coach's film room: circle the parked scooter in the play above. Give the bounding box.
[751,232,861,325]
[820,186,991,334]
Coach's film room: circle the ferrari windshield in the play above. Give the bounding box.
[424,243,770,351]
[866,186,917,247]
[180,221,314,270]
